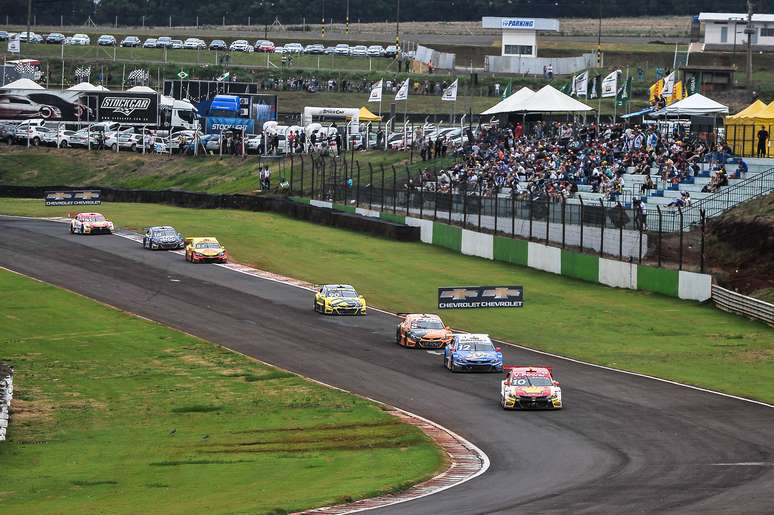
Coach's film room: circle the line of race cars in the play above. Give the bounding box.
[67,212,562,410]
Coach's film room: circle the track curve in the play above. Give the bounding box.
[1,216,773,514]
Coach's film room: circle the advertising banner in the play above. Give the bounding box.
[44,190,101,206]
[0,88,96,122]
[438,286,524,309]
[96,92,158,125]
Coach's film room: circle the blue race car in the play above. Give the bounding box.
[443,334,503,372]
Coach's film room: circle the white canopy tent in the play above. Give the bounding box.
[481,87,535,115]
[126,86,156,93]
[519,85,593,113]
[652,93,729,116]
[66,82,100,92]
[0,78,44,90]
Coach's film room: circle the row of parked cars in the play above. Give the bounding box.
[0,30,400,57]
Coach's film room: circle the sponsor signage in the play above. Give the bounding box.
[438,285,524,309]
[44,190,101,206]
[97,92,158,124]
[501,18,535,29]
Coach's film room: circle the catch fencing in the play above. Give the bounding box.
[415,45,456,70]
[284,154,711,271]
[712,286,774,327]
[0,363,13,442]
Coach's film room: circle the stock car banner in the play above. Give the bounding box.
[96,92,158,124]
[45,190,101,206]
[438,286,524,309]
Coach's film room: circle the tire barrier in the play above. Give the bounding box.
[0,186,420,243]
[0,362,13,442]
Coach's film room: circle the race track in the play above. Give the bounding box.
[1,216,773,514]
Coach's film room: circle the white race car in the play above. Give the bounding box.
[70,212,114,235]
[500,366,563,410]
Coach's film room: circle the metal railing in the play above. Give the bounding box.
[712,286,774,327]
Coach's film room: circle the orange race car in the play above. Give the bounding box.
[395,313,454,349]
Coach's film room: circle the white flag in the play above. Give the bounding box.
[441,79,458,102]
[570,74,577,96]
[601,70,620,98]
[368,80,383,103]
[7,37,20,54]
[395,79,409,102]
[574,71,589,97]
[661,71,676,97]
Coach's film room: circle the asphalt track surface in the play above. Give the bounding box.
[2,216,773,514]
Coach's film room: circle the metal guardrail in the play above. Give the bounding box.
[712,285,774,327]
[0,362,12,442]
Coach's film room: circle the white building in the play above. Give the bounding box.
[481,17,560,58]
[698,12,774,51]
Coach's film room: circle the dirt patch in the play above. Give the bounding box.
[10,398,57,426]
[736,348,774,363]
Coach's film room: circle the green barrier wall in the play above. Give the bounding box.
[493,236,529,267]
[637,266,679,297]
[333,203,356,214]
[561,250,600,284]
[432,222,462,251]
[380,212,407,224]
[289,196,311,205]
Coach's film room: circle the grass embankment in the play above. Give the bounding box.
[0,147,456,195]
[0,268,442,513]
[1,199,772,402]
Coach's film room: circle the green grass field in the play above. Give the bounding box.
[0,267,443,513]
[1,199,771,402]
[0,147,456,195]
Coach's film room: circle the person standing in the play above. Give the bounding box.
[756,126,769,158]
[335,132,342,156]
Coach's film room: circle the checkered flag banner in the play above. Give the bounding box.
[127,68,149,85]
[15,62,40,80]
[74,65,91,82]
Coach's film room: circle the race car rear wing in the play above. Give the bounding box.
[503,365,554,375]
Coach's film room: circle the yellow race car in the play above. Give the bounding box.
[184,237,228,263]
[314,284,366,315]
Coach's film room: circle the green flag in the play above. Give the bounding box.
[560,81,571,95]
[616,76,632,107]
[686,76,697,95]
[501,80,512,100]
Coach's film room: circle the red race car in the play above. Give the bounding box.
[500,366,563,410]
[395,313,453,349]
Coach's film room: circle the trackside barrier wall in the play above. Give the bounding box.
[637,266,680,298]
[678,271,712,302]
[461,230,494,260]
[0,363,13,442]
[432,223,462,252]
[527,242,562,275]
[712,285,774,326]
[493,236,529,267]
[562,250,600,284]
[405,217,434,244]
[599,258,638,290]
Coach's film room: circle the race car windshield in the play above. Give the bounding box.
[330,290,357,298]
[82,215,105,222]
[511,376,553,387]
[458,341,495,352]
[195,242,220,249]
[413,320,444,330]
[156,228,177,237]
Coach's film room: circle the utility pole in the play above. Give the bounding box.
[26,0,32,55]
[321,0,325,39]
[745,0,755,89]
[346,0,350,34]
[396,0,400,52]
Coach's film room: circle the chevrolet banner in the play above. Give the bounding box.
[45,190,101,206]
[438,285,523,309]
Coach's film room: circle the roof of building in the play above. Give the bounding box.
[481,17,560,31]
[698,12,774,23]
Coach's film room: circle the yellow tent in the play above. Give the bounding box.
[356,106,382,122]
[726,100,774,156]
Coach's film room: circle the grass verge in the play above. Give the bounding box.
[0,199,772,402]
[0,267,443,514]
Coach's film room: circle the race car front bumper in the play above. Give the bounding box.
[503,395,562,409]
[406,337,450,349]
[452,360,503,372]
[151,240,184,250]
[325,305,366,315]
[190,254,227,263]
[82,226,112,234]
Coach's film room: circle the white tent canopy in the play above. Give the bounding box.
[126,86,156,93]
[520,85,593,113]
[654,93,729,116]
[481,87,535,115]
[0,78,44,90]
[66,82,100,92]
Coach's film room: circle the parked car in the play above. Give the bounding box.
[13,125,53,145]
[334,43,350,55]
[42,129,76,148]
[349,45,368,57]
[18,31,40,43]
[245,134,263,153]
[70,33,90,45]
[105,132,143,151]
[304,43,325,54]
[367,45,384,57]
[255,40,275,52]
[324,46,336,55]
[97,35,116,46]
[183,37,205,49]
[0,31,8,41]
[273,46,286,54]
[229,39,254,52]
[156,36,173,48]
[46,32,65,44]
[284,43,304,54]
[384,45,398,58]
[69,129,99,148]
[143,38,158,48]
[120,35,140,47]
[171,39,183,49]
[209,39,227,51]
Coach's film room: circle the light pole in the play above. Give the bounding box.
[596,0,602,66]
[396,0,400,52]
[745,0,754,89]
[26,0,32,56]
[321,0,325,39]
[346,0,350,34]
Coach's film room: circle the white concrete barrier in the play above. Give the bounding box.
[678,271,712,302]
[310,200,333,209]
[599,258,638,290]
[527,242,561,274]
[356,207,381,218]
[461,229,494,260]
[405,217,434,244]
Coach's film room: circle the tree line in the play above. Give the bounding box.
[1,0,761,27]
